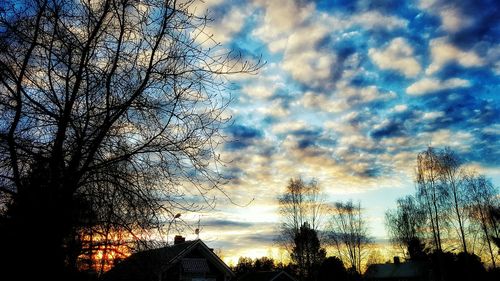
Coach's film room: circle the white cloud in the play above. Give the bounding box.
[240,69,285,100]
[299,86,396,113]
[392,104,408,113]
[422,111,445,120]
[419,129,474,151]
[190,0,224,17]
[271,120,308,134]
[255,100,290,118]
[252,0,314,53]
[439,8,472,33]
[195,6,248,46]
[251,2,408,88]
[485,45,500,75]
[350,11,408,30]
[242,84,274,99]
[299,91,345,113]
[356,86,397,102]
[338,84,397,103]
[253,0,311,33]
[418,0,437,10]
[369,37,421,77]
[280,23,336,86]
[406,77,470,95]
[482,124,500,135]
[426,37,484,75]
[338,133,376,151]
[327,11,407,32]
[418,0,472,33]
[213,8,246,44]
[251,1,336,86]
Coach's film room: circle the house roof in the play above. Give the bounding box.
[238,271,298,281]
[132,239,198,265]
[364,261,430,279]
[104,239,233,281]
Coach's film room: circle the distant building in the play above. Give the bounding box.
[238,271,298,281]
[364,257,433,281]
[104,236,234,281]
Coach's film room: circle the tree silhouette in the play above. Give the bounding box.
[490,206,500,251]
[429,251,487,281]
[0,0,260,278]
[416,147,446,252]
[328,200,370,274]
[439,148,468,254]
[387,147,500,275]
[318,256,348,281]
[463,172,499,267]
[385,195,428,260]
[233,256,277,277]
[254,257,276,271]
[277,178,325,252]
[291,222,326,281]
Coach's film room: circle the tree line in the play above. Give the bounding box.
[268,146,500,281]
[275,178,370,281]
[385,147,500,280]
[233,255,352,281]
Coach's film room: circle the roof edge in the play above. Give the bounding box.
[164,239,235,277]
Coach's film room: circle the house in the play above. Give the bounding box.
[364,257,433,281]
[104,236,234,281]
[238,271,298,281]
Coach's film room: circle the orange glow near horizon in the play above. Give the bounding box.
[77,233,132,273]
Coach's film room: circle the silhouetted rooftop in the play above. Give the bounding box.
[238,271,297,281]
[364,261,430,280]
[103,240,200,281]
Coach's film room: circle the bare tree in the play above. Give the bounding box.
[415,147,446,252]
[328,200,370,274]
[0,0,260,278]
[463,172,499,268]
[439,148,468,253]
[277,178,325,250]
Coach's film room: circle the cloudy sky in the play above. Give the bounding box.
[178,0,500,264]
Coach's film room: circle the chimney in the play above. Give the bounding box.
[393,256,400,265]
[174,235,185,245]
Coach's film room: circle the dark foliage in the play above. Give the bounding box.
[291,222,326,281]
[406,237,428,261]
[429,251,486,281]
[490,206,500,250]
[317,256,348,281]
[385,195,427,260]
[234,256,277,275]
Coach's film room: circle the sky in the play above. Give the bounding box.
[175,0,500,265]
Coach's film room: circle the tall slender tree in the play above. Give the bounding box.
[328,200,370,274]
[416,147,445,252]
[440,148,468,253]
[464,172,499,267]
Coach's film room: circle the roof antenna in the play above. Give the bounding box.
[195,216,201,239]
